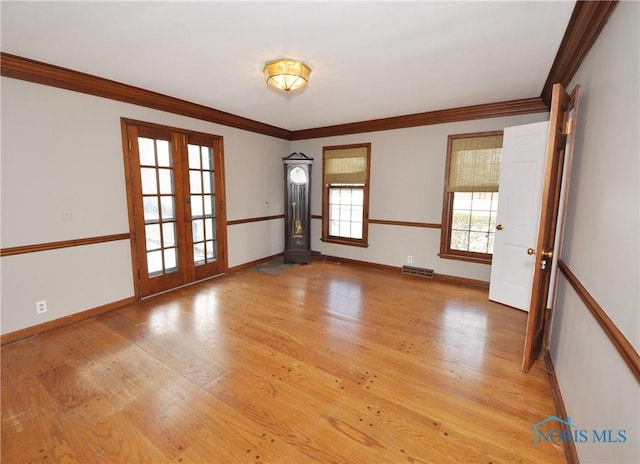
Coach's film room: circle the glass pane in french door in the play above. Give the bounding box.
[188,143,217,265]
[139,137,179,277]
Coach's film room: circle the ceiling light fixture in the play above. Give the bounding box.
[263,58,311,92]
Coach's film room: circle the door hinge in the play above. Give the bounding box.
[562,120,574,135]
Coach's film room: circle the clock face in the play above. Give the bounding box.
[289,166,308,185]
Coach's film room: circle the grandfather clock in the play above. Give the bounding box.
[283,153,313,263]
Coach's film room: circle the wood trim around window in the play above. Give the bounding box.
[321,143,371,247]
[439,131,502,265]
[437,250,492,265]
[121,118,228,297]
[320,236,371,249]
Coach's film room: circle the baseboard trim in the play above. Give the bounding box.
[1,252,489,344]
[313,253,490,289]
[1,253,283,345]
[0,296,137,345]
[228,252,284,272]
[544,350,580,464]
[433,273,490,289]
[318,254,399,273]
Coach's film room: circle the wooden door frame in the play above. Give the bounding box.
[522,84,579,372]
[126,124,190,296]
[181,131,228,282]
[542,85,580,352]
[120,118,228,298]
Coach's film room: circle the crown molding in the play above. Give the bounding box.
[1,52,547,141]
[541,0,618,106]
[0,1,617,141]
[0,52,292,140]
[290,98,548,140]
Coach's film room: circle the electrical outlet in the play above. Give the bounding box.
[36,300,47,314]
[407,255,413,264]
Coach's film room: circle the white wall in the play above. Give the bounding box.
[1,78,289,335]
[550,2,639,462]
[1,68,552,336]
[292,113,548,281]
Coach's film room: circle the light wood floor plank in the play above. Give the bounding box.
[2,260,566,463]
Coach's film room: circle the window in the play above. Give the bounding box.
[322,143,371,247]
[440,131,503,264]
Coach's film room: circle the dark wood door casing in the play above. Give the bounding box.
[121,118,227,298]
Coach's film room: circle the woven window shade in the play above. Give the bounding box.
[448,135,503,192]
[324,147,368,184]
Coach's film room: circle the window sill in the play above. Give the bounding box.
[322,237,369,248]
[438,252,492,265]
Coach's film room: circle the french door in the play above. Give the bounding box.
[122,119,227,297]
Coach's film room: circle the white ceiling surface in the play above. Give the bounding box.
[1,1,576,131]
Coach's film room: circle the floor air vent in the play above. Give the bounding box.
[402,265,434,279]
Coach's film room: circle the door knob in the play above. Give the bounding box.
[527,248,554,258]
[496,224,504,230]
[541,249,554,259]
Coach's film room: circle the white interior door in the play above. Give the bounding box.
[489,121,550,311]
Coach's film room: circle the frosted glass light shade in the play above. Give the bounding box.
[263,59,311,92]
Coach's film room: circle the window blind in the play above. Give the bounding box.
[447,135,503,192]
[324,146,368,184]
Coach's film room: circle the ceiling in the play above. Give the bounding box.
[1,1,576,132]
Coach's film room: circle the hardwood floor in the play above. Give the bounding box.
[1,260,566,463]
